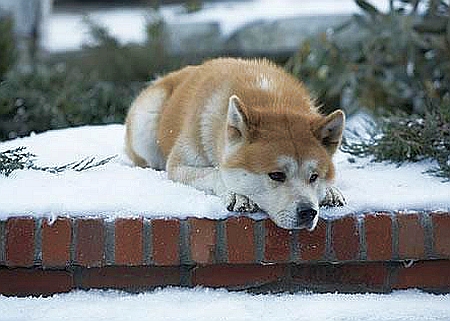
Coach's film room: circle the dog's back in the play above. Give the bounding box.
[125,58,318,170]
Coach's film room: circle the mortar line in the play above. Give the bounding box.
[325,219,334,261]
[72,266,83,290]
[216,219,227,263]
[179,219,191,265]
[421,212,434,259]
[254,219,265,263]
[143,218,153,265]
[34,218,42,265]
[105,220,115,265]
[290,229,299,263]
[0,220,6,264]
[391,213,399,261]
[180,264,193,288]
[179,219,192,287]
[70,219,77,264]
[358,216,367,261]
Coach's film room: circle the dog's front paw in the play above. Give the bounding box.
[320,186,346,207]
[226,193,260,213]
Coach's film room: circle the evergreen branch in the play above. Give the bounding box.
[0,146,117,177]
[31,160,80,174]
[342,104,450,181]
[65,155,117,172]
[31,155,117,174]
[0,147,35,177]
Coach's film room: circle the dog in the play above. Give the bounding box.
[125,58,345,230]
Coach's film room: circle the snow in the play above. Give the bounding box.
[327,113,450,217]
[42,9,150,52]
[42,0,390,52]
[0,114,449,221]
[157,0,369,37]
[0,125,227,220]
[1,288,450,321]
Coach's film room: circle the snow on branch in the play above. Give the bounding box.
[0,147,116,177]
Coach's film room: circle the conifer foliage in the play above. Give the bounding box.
[0,147,116,177]
[287,0,450,179]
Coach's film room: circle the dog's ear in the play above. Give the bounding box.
[227,95,249,142]
[314,110,345,155]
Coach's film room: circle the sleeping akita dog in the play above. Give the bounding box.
[125,58,345,230]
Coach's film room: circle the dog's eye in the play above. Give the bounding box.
[309,173,319,184]
[268,171,286,183]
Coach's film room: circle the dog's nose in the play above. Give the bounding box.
[296,207,317,224]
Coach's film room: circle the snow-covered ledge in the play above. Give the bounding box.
[1,124,449,296]
[1,211,450,296]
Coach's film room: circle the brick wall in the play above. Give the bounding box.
[1,211,450,296]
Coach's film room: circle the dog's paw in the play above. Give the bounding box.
[226,193,260,213]
[320,186,346,207]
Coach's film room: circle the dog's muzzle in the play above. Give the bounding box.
[296,203,319,231]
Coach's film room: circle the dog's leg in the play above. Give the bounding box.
[170,164,225,195]
[166,144,260,213]
[320,186,346,207]
[166,143,226,195]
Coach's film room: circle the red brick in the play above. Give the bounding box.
[0,268,73,296]
[291,262,389,292]
[115,218,143,266]
[42,218,72,267]
[6,217,35,267]
[397,214,425,259]
[189,218,217,264]
[298,218,327,261]
[79,266,181,290]
[331,216,360,261]
[192,264,288,289]
[75,219,105,267]
[365,213,392,261]
[393,260,450,291]
[226,217,255,263]
[264,220,291,262]
[431,213,450,258]
[151,219,180,266]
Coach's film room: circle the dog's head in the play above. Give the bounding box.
[221,95,345,230]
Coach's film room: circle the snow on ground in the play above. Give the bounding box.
[0,113,449,221]
[1,288,450,321]
[43,0,390,52]
[157,0,374,37]
[0,125,227,220]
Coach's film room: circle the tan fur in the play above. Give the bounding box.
[125,121,146,168]
[125,58,345,230]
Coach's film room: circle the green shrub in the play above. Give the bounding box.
[0,13,16,79]
[342,99,450,180]
[63,14,181,82]
[184,0,203,13]
[286,0,450,115]
[0,11,188,141]
[286,0,450,179]
[0,64,145,140]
